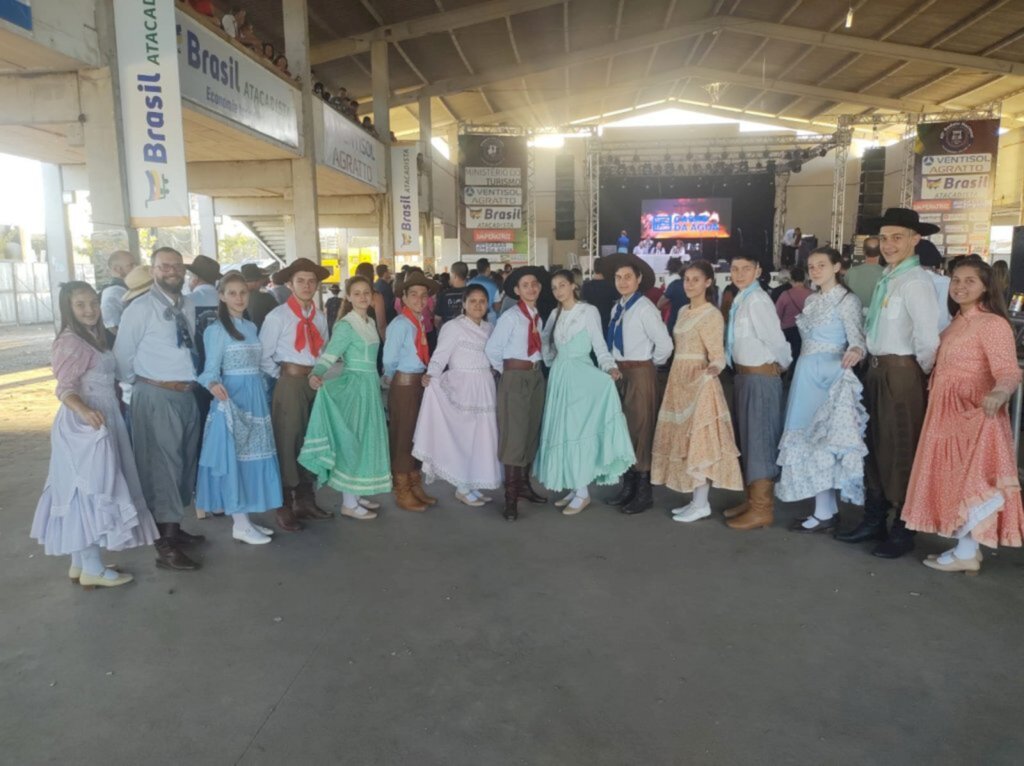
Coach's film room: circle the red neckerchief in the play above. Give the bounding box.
[518,300,541,356]
[402,306,430,366]
[287,296,324,358]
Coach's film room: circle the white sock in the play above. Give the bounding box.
[574,485,590,500]
[342,492,359,508]
[467,490,483,500]
[954,533,979,561]
[79,545,117,579]
[71,551,82,569]
[692,481,711,507]
[457,485,472,496]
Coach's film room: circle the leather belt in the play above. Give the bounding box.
[869,354,918,369]
[503,359,541,371]
[392,371,424,385]
[735,363,781,376]
[137,376,194,393]
[280,362,314,377]
[616,359,655,369]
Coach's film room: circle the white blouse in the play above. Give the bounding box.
[541,302,616,372]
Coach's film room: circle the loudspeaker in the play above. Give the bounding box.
[555,154,575,241]
[1009,225,1024,294]
[855,147,885,234]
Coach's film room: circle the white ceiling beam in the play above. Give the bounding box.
[0,72,80,125]
[188,160,294,190]
[310,0,564,65]
[214,196,377,217]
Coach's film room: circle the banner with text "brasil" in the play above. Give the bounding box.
[459,134,528,260]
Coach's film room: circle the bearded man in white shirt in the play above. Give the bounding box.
[835,208,940,559]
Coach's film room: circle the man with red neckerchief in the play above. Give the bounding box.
[383,272,440,512]
[259,257,331,531]
[485,266,551,521]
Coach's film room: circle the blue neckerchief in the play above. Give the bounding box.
[606,292,643,354]
[725,282,761,367]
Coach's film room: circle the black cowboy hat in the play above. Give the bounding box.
[186,254,222,285]
[400,272,440,296]
[239,263,271,281]
[275,257,331,284]
[597,253,656,293]
[503,265,549,299]
[874,207,940,236]
[915,239,944,268]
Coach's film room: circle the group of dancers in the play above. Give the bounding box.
[30,207,1024,588]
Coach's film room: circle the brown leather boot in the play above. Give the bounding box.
[723,485,751,519]
[394,473,427,512]
[276,488,304,532]
[726,479,775,530]
[503,465,519,521]
[409,469,438,506]
[154,524,200,571]
[293,482,333,519]
[518,464,548,504]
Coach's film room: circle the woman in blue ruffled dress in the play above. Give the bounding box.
[196,271,282,544]
[776,246,868,532]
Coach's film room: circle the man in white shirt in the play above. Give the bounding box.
[261,257,331,531]
[836,208,940,559]
[600,254,673,515]
[722,252,792,531]
[916,239,952,332]
[100,250,136,334]
[114,247,203,572]
[485,266,550,521]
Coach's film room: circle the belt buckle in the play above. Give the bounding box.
[870,356,879,368]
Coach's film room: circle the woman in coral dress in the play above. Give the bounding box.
[904,256,1024,574]
[651,260,743,522]
[412,284,502,506]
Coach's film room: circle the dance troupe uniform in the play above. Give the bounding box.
[651,301,742,521]
[300,310,391,517]
[723,281,792,530]
[534,302,635,514]
[258,258,331,531]
[412,314,502,504]
[776,287,868,531]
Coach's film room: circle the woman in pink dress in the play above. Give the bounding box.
[412,284,502,506]
[903,256,1024,574]
[31,282,159,589]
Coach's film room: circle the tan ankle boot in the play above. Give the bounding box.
[726,479,775,530]
[394,473,427,512]
[409,469,438,506]
[723,484,751,519]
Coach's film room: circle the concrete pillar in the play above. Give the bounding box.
[195,195,218,258]
[419,93,435,272]
[42,164,74,331]
[283,0,320,264]
[372,40,394,268]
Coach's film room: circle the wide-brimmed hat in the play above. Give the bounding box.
[876,207,940,236]
[597,253,656,293]
[915,239,944,268]
[400,272,439,296]
[276,257,330,284]
[122,265,153,303]
[502,266,549,299]
[186,254,222,284]
[240,263,270,282]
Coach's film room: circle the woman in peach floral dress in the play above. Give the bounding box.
[904,256,1024,574]
[651,260,743,522]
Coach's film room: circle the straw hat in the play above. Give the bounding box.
[122,265,153,303]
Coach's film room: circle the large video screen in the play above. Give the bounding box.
[640,197,732,240]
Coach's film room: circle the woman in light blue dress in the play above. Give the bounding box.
[776,246,868,532]
[534,270,635,515]
[196,272,283,544]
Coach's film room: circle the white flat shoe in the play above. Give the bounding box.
[456,491,485,507]
[251,523,275,536]
[672,503,712,523]
[562,497,590,516]
[68,563,119,582]
[554,491,576,508]
[341,505,378,520]
[358,498,381,510]
[923,554,980,575]
[79,569,134,589]
[473,492,494,503]
[233,527,272,545]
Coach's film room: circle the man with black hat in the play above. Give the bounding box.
[186,254,223,444]
[383,271,440,512]
[836,208,940,558]
[600,254,673,515]
[242,263,278,330]
[916,239,952,332]
[485,265,550,521]
[259,257,332,531]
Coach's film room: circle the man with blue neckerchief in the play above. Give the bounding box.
[723,251,792,531]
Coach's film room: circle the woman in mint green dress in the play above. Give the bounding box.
[535,270,636,515]
[300,276,391,520]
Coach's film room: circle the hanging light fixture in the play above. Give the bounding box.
[845,5,854,28]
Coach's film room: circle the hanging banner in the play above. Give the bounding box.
[459,134,528,259]
[175,10,299,148]
[913,118,1000,258]
[390,144,420,255]
[316,103,385,191]
[113,0,190,226]
[0,0,32,31]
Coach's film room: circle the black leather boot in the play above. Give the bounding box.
[172,526,206,545]
[519,464,548,504]
[605,469,638,506]
[872,515,916,559]
[503,465,519,521]
[834,490,888,543]
[155,524,200,571]
[622,471,653,515]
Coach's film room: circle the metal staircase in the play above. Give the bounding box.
[237,218,288,264]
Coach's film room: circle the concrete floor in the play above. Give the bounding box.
[3,336,1024,765]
